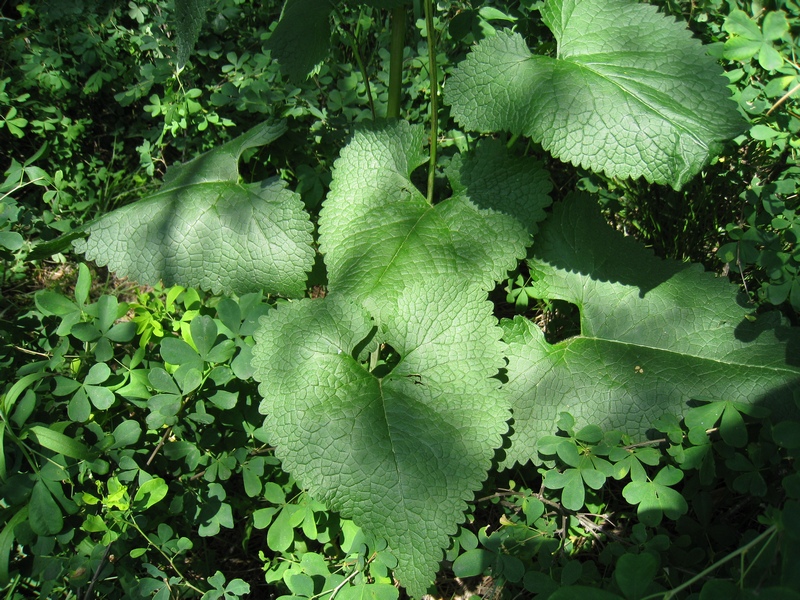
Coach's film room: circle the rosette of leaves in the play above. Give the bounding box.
[500,193,800,468]
[445,0,744,189]
[39,122,315,297]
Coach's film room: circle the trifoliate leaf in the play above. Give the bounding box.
[267,0,334,81]
[73,122,314,297]
[445,0,744,189]
[501,193,800,468]
[252,278,509,596]
[723,10,788,70]
[319,121,551,303]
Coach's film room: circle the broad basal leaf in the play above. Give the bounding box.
[445,0,744,189]
[252,279,510,596]
[318,120,551,303]
[501,193,800,468]
[73,122,314,297]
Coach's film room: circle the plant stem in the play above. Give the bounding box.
[336,5,376,119]
[387,6,406,119]
[423,0,438,203]
[641,525,777,600]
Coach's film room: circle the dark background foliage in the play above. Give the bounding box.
[1,0,799,597]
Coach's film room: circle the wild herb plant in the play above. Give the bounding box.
[3,0,800,597]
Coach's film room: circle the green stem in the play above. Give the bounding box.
[640,525,777,600]
[335,6,376,119]
[506,132,520,149]
[387,6,406,119]
[423,0,438,203]
[128,517,206,595]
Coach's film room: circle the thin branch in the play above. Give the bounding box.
[766,81,800,116]
[82,544,114,600]
[334,5,376,119]
[147,427,172,466]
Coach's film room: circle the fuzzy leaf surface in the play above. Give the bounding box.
[251,280,510,596]
[501,194,800,468]
[445,0,744,189]
[73,122,314,297]
[319,121,551,304]
[174,0,212,69]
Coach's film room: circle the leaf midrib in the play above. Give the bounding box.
[559,56,710,150]
[370,208,436,293]
[562,334,799,375]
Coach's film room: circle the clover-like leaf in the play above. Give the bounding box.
[319,120,551,304]
[72,122,314,297]
[501,193,800,468]
[445,0,744,189]
[252,278,509,596]
[622,466,688,526]
[723,10,789,70]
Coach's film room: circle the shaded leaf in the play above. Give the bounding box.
[501,194,800,468]
[28,425,91,460]
[174,0,213,70]
[111,420,142,448]
[133,477,169,510]
[614,553,658,600]
[29,480,63,535]
[452,548,495,578]
[72,122,314,296]
[267,0,334,81]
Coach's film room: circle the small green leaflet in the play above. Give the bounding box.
[445,0,744,189]
[500,193,800,468]
[29,425,91,460]
[71,122,314,297]
[319,121,551,304]
[252,279,509,596]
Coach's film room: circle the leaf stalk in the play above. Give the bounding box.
[387,6,406,119]
[423,0,438,203]
[640,525,777,600]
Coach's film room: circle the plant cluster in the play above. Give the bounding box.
[2,0,800,598]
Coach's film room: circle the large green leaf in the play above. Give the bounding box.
[251,279,510,596]
[501,194,800,468]
[318,121,551,303]
[173,0,213,70]
[267,0,334,81]
[444,0,744,189]
[72,122,314,297]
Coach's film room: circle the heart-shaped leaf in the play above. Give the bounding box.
[319,121,551,304]
[252,279,509,596]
